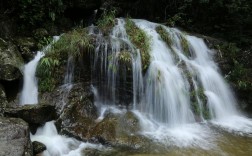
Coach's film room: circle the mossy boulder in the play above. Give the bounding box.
[0,38,24,81]
[0,117,33,156]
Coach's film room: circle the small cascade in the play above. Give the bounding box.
[20,52,44,105]
[57,55,75,113]
[134,20,194,126]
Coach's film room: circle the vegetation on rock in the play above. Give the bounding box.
[36,28,94,92]
[156,25,173,48]
[96,9,116,34]
[125,18,151,71]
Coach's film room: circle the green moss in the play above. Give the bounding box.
[180,35,190,57]
[190,87,210,119]
[156,25,173,47]
[125,19,151,71]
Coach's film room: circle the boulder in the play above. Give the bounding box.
[4,103,57,125]
[56,83,98,140]
[0,38,24,81]
[0,117,32,156]
[32,141,46,155]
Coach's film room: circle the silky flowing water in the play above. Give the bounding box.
[19,19,252,155]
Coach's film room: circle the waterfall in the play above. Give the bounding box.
[20,52,44,105]
[129,19,252,136]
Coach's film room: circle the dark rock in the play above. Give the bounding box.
[14,37,37,62]
[4,103,57,125]
[0,38,24,81]
[0,84,7,116]
[0,117,32,156]
[32,141,46,155]
[56,83,98,140]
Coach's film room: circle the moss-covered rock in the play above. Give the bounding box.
[88,110,151,150]
[0,38,24,81]
[0,117,33,156]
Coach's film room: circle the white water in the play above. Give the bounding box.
[31,121,104,156]
[20,52,44,105]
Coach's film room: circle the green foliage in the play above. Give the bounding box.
[118,51,132,67]
[218,42,251,90]
[19,0,65,27]
[48,28,94,58]
[125,18,151,71]
[96,9,116,33]
[156,25,173,47]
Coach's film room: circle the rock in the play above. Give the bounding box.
[4,103,57,125]
[0,84,8,116]
[0,38,24,81]
[15,37,37,62]
[32,141,46,155]
[0,117,32,156]
[88,111,145,149]
[55,83,98,140]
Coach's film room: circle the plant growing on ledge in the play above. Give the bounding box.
[125,18,151,71]
[96,9,116,34]
[36,28,94,92]
[156,25,173,48]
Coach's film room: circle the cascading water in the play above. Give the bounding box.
[89,18,252,148]
[20,52,44,105]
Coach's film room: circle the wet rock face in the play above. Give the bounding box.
[0,38,23,81]
[0,117,33,156]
